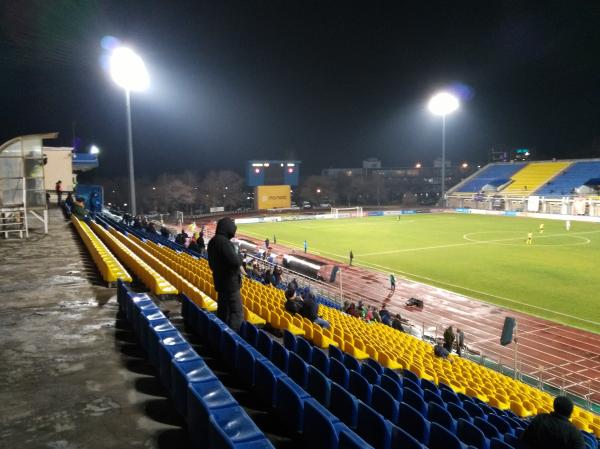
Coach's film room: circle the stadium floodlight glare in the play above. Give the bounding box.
[109,46,149,216]
[110,47,150,92]
[428,91,459,204]
[90,145,100,155]
[415,162,422,169]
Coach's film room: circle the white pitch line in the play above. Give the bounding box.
[360,229,600,257]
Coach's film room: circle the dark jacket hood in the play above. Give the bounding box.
[215,217,237,239]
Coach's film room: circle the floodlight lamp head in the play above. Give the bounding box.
[90,145,100,155]
[110,47,150,92]
[428,92,459,116]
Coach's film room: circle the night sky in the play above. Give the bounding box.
[2,1,600,179]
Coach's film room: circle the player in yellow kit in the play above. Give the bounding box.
[526,232,533,245]
[539,223,544,234]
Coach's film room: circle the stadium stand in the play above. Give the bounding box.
[501,161,571,194]
[535,160,600,196]
[455,163,526,193]
[92,214,600,448]
[71,216,132,284]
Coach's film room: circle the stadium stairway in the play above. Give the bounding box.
[535,160,600,197]
[501,161,571,195]
[93,213,600,436]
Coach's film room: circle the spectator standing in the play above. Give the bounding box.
[456,328,465,356]
[520,396,585,449]
[207,217,244,331]
[197,234,206,254]
[443,326,455,352]
[265,237,270,249]
[55,180,63,205]
[175,229,188,245]
[273,265,282,286]
[389,273,396,292]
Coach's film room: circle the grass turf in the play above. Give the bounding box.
[237,213,600,333]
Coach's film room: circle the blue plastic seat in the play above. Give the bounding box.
[254,358,286,408]
[288,352,309,388]
[349,370,372,404]
[283,330,297,352]
[441,388,462,406]
[424,389,446,408]
[487,414,514,436]
[271,340,289,372]
[360,363,380,385]
[138,306,162,349]
[275,376,310,433]
[402,369,420,384]
[328,343,344,361]
[357,402,392,449]
[220,330,239,369]
[428,401,456,433]
[296,337,313,364]
[205,405,266,448]
[312,347,330,375]
[457,418,490,449]
[147,321,178,367]
[397,401,430,444]
[158,335,193,387]
[338,428,374,449]
[403,377,423,395]
[474,416,501,440]
[448,402,472,422]
[371,385,399,423]
[208,319,225,352]
[235,343,257,388]
[195,305,211,342]
[307,365,331,407]
[329,382,359,428]
[187,379,238,445]
[256,329,273,359]
[403,386,428,415]
[391,423,426,449]
[303,398,348,449]
[208,414,275,448]
[381,374,403,401]
[244,321,259,348]
[329,357,350,389]
[180,294,197,327]
[344,354,361,372]
[420,378,440,396]
[383,367,402,384]
[464,401,486,420]
[503,433,525,449]
[490,437,514,449]
[171,358,217,417]
[428,421,465,449]
[366,358,384,375]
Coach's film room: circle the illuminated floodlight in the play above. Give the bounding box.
[264,163,270,167]
[316,188,321,193]
[110,47,150,92]
[415,162,422,169]
[255,168,260,174]
[252,163,263,167]
[428,92,459,116]
[90,145,100,155]
[287,163,295,167]
[462,162,469,168]
[288,168,294,173]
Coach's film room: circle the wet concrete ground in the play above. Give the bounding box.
[0,208,189,449]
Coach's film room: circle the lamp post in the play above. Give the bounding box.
[428,92,459,204]
[109,47,149,216]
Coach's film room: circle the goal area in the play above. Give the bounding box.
[331,207,364,218]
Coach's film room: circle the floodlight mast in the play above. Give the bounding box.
[428,92,459,204]
[109,47,149,216]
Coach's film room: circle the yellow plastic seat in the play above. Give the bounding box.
[244,307,266,326]
[510,401,533,418]
[572,418,592,433]
[378,352,403,370]
[344,341,369,360]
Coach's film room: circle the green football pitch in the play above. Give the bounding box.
[237,213,600,333]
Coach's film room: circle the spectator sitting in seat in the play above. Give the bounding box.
[284,288,303,314]
[391,313,404,332]
[433,340,452,361]
[300,290,330,329]
[71,197,89,221]
[520,396,585,449]
[160,225,170,239]
[380,305,391,326]
[175,228,188,245]
[146,221,157,234]
[188,235,200,252]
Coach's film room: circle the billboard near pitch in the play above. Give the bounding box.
[255,185,291,210]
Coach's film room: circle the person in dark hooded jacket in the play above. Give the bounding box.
[207,217,244,331]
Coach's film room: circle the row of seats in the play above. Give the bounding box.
[536,160,600,196]
[117,280,275,449]
[71,216,131,284]
[456,163,526,193]
[90,221,177,295]
[503,161,571,193]
[181,294,373,449]
[99,214,600,433]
